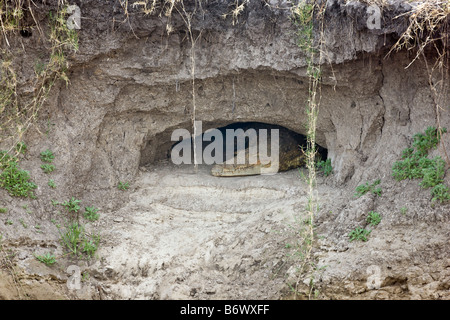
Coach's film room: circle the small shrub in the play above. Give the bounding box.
[348,227,371,242]
[15,142,27,154]
[419,157,445,189]
[41,164,55,174]
[34,252,56,266]
[316,159,332,176]
[412,126,446,157]
[59,222,84,256]
[19,219,27,228]
[354,179,382,198]
[431,184,450,204]
[40,149,55,163]
[118,181,129,191]
[59,222,99,259]
[392,156,423,180]
[48,179,56,188]
[0,151,18,169]
[82,234,100,259]
[366,211,381,226]
[392,127,449,204]
[61,197,81,216]
[0,162,37,198]
[83,206,99,222]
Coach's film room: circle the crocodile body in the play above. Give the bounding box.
[211,125,308,177]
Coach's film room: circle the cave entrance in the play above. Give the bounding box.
[165,121,328,175]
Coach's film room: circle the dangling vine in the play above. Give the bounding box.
[290,0,326,299]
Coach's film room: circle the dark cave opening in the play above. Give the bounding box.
[165,121,328,171]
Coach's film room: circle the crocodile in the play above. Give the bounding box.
[211,124,315,177]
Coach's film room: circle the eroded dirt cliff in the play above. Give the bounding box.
[0,0,449,300]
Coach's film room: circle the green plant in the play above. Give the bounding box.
[15,141,27,154]
[366,211,381,227]
[0,151,18,169]
[400,206,408,215]
[0,208,7,213]
[5,219,13,225]
[354,179,382,198]
[419,157,445,188]
[292,2,315,53]
[0,160,37,198]
[34,252,56,266]
[59,221,84,256]
[41,163,55,174]
[40,149,55,163]
[348,227,371,242]
[431,183,450,204]
[412,126,447,157]
[83,206,99,222]
[61,197,81,214]
[82,234,100,259]
[316,159,332,176]
[81,271,89,282]
[59,222,99,259]
[19,219,27,228]
[392,127,449,203]
[34,60,47,77]
[117,181,129,191]
[48,179,56,188]
[289,0,326,300]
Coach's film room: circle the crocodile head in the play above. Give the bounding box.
[211,149,305,177]
[211,159,281,177]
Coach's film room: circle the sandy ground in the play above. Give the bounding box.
[3,159,448,300]
[87,160,321,299]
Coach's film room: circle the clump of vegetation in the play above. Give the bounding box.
[40,149,55,163]
[354,179,382,198]
[15,141,27,154]
[0,151,37,198]
[348,227,371,242]
[40,163,55,174]
[316,159,332,177]
[34,252,56,266]
[48,179,56,188]
[399,206,408,215]
[118,181,129,191]
[61,197,81,219]
[52,197,101,259]
[0,151,17,168]
[59,222,100,259]
[291,1,315,53]
[392,127,449,204]
[366,211,381,227]
[83,206,99,222]
[349,210,382,243]
[19,219,27,228]
[431,183,450,204]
